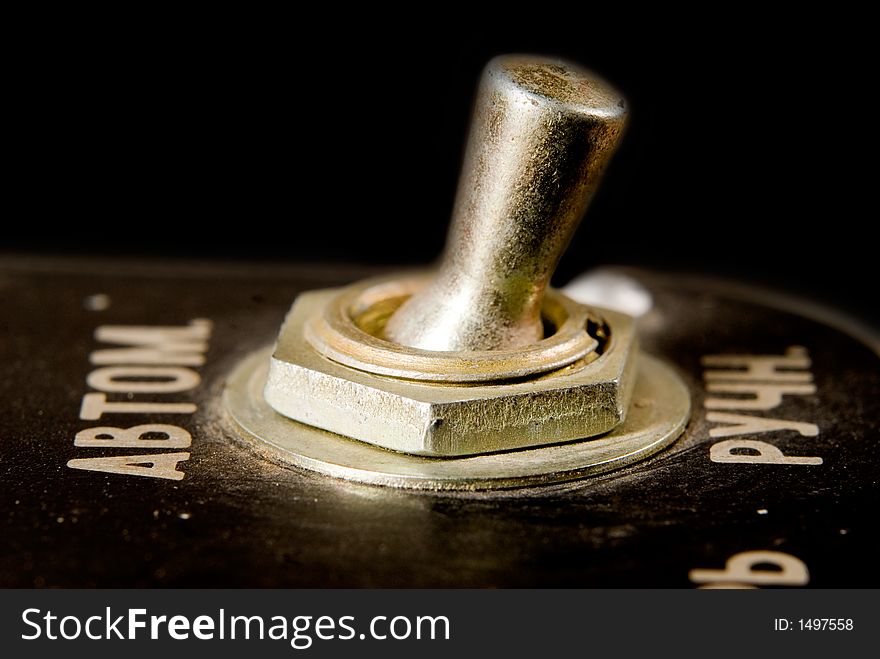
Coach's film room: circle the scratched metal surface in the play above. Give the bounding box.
[0,258,877,587]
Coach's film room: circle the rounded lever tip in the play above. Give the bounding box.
[385,55,628,352]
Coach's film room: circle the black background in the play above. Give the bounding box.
[7,14,875,324]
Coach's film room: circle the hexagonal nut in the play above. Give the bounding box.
[264,288,638,457]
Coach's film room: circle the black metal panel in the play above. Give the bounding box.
[1,258,876,587]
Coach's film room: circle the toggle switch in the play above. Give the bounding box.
[385,55,627,352]
[6,42,878,592]
[224,55,691,489]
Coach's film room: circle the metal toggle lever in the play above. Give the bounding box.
[386,55,627,352]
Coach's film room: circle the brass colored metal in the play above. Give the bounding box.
[243,54,689,469]
[258,55,641,457]
[265,288,637,457]
[229,348,689,490]
[304,274,599,383]
[385,55,628,352]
